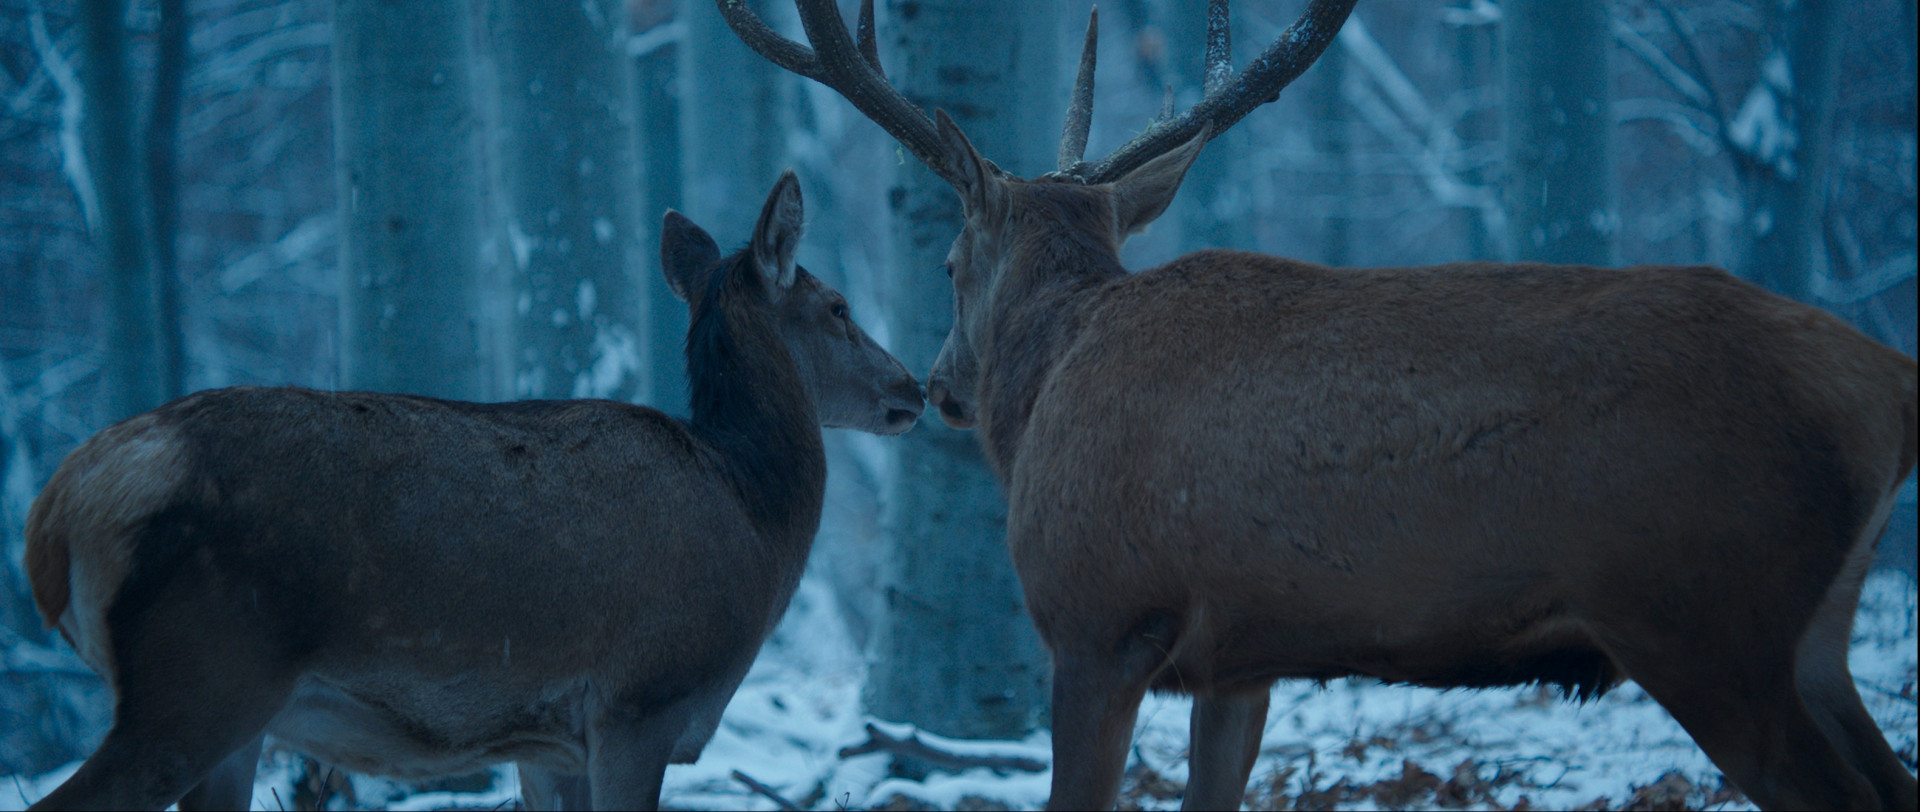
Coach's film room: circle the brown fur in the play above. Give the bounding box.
[925,116,1919,811]
[22,174,923,812]
[25,414,201,678]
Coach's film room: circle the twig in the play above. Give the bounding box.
[837,722,1047,775]
[271,786,286,811]
[730,769,801,812]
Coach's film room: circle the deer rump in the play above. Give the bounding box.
[28,386,780,777]
[1006,252,1916,699]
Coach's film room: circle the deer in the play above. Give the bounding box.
[721,1,1920,809]
[21,172,924,811]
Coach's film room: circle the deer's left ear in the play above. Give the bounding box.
[752,170,805,296]
[1110,125,1209,237]
[661,210,720,302]
[936,109,1010,229]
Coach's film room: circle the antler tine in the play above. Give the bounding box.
[1057,7,1099,173]
[712,0,827,83]
[1077,0,1356,184]
[1203,0,1231,97]
[1158,84,1175,122]
[746,0,956,185]
[855,0,881,77]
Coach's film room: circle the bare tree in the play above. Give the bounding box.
[632,0,689,416]
[76,0,175,418]
[334,0,498,399]
[861,0,1058,741]
[483,0,649,403]
[1502,0,1616,265]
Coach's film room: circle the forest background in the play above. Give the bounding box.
[0,0,1914,805]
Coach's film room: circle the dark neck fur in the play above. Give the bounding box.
[978,191,1126,478]
[684,257,826,545]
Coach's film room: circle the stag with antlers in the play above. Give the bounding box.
[724,2,1918,809]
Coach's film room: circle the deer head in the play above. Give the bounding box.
[661,170,923,435]
[713,0,1356,427]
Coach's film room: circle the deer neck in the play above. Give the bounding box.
[684,271,827,549]
[975,227,1125,479]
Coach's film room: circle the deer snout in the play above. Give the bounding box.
[926,378,974,430]
[879,377,926,435]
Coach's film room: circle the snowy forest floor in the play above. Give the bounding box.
[4,570,1914,811]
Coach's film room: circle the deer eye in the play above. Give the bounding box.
[830,301,849,320]
[942,263,953,279]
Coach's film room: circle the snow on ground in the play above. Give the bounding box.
[4,571,1913,811]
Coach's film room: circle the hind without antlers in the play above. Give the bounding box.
[726,1,1919,810]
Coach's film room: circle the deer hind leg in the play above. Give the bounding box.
[518,763,593,811]
[175,734,263,811]
[31,525,296,811]
[28,637,291,810]
[1181,685,1271,811]
[1794,505,1918,811]
[583,696,697,811]
[1046,613,1182,812]
[1603,577,1881,812]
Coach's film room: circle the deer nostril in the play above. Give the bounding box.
[939,399,966,421]
[886,408,918,426]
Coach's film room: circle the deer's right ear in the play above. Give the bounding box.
[936,109,1008,226]
[1111,125,1209,237]
[661,210,719,302]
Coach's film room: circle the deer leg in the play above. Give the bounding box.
[1182,686,1271,811]
[31,539,296,812]
[519,763,593,811]
[1799,660,1919,811]
[1615,639,1880,810]
[1794,535,1918,811]
[583,699,694,811]
[1047,614,1181,812]
[175,734,263,812]
[28,669,289,811]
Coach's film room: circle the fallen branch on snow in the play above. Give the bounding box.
[730,769,801,812]
[837,722,1047,775]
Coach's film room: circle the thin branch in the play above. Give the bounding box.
[28,4,97,232]
[837,722,1047,775]
[1610,16,1711,109]
[731,770,802,812]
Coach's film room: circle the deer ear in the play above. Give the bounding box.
[1110,125,1209,237]
[751,170,805,296]
[935,109,1008,226]
[660,210,719,302]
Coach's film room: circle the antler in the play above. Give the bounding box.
[1057,8,1100,172]
[1064,0,1357,184]
[720,0,1354,189]
[715,0,960,186]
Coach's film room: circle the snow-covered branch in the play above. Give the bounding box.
[28,6,98,234]
[1335,14,1507,246]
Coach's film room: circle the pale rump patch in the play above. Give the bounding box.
[24,415,191,680]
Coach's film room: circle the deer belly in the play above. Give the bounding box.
[265,676,590,777]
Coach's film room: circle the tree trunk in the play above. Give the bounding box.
[1501,0,1615,266]
[1308,39,1350,266]
[865,0,1057,742]
[634,1,688,416]
[147,0,188,398]
[1743,0,1841,303]
[334,0,497,400]
[77,0,173,418]
[677,0,783,247]
[483,0,648,402]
